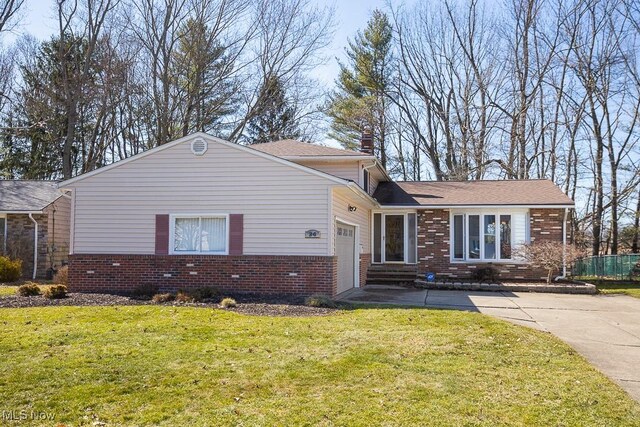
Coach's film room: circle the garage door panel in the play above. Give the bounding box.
[336,222,355,294]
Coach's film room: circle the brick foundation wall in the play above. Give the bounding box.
[5,214,49,278]
[69,254,339,296]
[417,208,568,281]
[359,253,371,288]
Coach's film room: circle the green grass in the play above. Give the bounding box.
[0,281,57,297]
[593,281,640,298]
[0,285,17,296]
[0,307,638,426]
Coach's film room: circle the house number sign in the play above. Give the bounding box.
[305,229,321,238]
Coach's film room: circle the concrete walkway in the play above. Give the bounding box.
[339,286,640,402]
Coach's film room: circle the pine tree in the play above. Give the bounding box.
[246,76,300,144]
[327,9,392,167]
[171,18,238,137]
[3,35,92,179]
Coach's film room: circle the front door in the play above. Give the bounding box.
[385,214,405,262]
[373,212,417,264]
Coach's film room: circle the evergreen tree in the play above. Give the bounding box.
[246,76,300,144]
[171,18,239,137]
[1,35,93,179]
[327,9,392,167]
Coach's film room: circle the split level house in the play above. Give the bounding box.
[57,132,574,296]
[0,180,71,279]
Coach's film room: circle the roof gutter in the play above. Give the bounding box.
[374,159,392,182]
[0,210,44,215]
[28,213,38,280]
[378,204,575,209]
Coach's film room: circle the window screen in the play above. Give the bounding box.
[500,215,512,259]
[484,215,496,259]
[407,213,417,264]
[453,215,464,259]
[373,213,382,263]
[174,216,227,253]
[468,215,480,259]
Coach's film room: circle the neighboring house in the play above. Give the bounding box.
[58,132,574,296]
[0,181,71,279]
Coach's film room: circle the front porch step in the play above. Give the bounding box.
[366,271,418,277]
[415,280,597,295]
[368,264,418,272]
[366,277,417,284]
[366,264,418,287]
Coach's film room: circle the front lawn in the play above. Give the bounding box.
[594,280,640,298]
[0,306,638,426]
[0,283,57,297]
[0,285,17,296]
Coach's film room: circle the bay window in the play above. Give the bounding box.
[451,211,526,262]
[171,215,228,254]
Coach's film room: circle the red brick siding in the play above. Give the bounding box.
[69,254,338,296]
[359,253,371,288]
[529,208,567,243]
[417,208,568,280]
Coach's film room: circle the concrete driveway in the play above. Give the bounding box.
[339,286,640,402]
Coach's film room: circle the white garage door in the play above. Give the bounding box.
[336,222,356,294]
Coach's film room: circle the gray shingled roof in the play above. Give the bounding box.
[0,180,62,212]
[373,180,574,207]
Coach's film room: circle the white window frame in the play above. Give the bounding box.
[169,213,229,255]
[449,210,528,263]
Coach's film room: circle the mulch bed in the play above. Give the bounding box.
[0,291,337,317]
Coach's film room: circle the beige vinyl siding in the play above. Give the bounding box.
[369,173,380,195]
[331,187,372,255]
[44,196,71,268]
[68,139,334,256]
[295,160,360,183]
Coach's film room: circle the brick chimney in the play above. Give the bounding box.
[360,129,373,154]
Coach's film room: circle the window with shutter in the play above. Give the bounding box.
[169,214,229,255]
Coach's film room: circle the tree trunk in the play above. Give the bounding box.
[632,187,640,253]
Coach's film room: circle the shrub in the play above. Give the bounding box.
[471,265,500,282]
[53,265,69,286]
[152,293,175,304]
[175,291,194,303]
[131,283,159,299]
[220,297,237,308]
[516,242,584,284]
[173,287,220,302]
[188,286,220,302]
[17,282,41,296]
[0,256,22,282]
[305,294,336,308]
[43,285,67,299]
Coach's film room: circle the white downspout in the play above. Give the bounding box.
[554,207,569,281]
[28,213,38,280]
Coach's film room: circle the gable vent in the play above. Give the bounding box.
[191,138,208,156]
